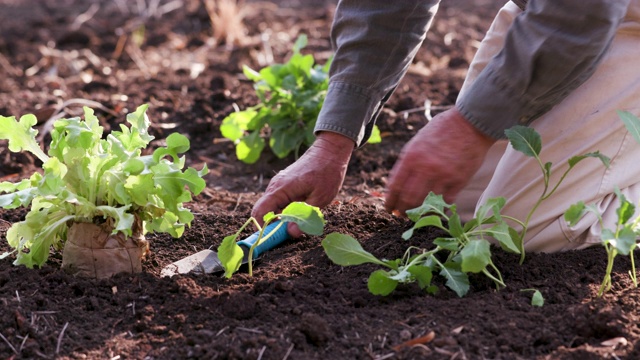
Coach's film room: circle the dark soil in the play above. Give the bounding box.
[1,0,639,359]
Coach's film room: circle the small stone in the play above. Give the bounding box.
[399,329,412,341]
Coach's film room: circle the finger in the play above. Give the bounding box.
[251,189,290,226]
[394,177,432,215]
[286,222,303,238]
[385,161,411,213]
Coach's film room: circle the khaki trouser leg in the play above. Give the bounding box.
[455,2,640,252]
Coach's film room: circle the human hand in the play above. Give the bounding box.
[385,107,496,215]
[252,131,355,237]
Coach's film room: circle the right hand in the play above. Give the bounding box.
[385,107,496,215]
[251,132,355,237]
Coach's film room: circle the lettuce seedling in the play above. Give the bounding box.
[520,288,544,307]
[218,201,325,277]
[220,34,331,163]
[0,105,208,268]
[220,34,380,164]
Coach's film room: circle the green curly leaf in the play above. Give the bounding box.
[505,125,541,157]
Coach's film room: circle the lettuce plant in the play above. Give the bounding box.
[220,34,381,164]
[220,35,331,163]
[0,105,208,268]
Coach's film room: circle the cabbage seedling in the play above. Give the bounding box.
[322,126,610,297]
[564,110,640,296]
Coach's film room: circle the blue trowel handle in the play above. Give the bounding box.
[237,220,290,259]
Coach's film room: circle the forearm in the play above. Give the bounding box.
[457,0,631,139]
[315,0,441,146]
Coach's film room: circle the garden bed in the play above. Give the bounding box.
[1,0,639,359]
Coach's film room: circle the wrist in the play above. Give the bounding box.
[450,107,496,148]
[314,131,356,158]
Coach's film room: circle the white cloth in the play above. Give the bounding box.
[456,1,640,252]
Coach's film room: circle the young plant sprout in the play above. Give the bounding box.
[565,110,640,297]
[323,193,512,297]
[503,125,610,264]
[322,126,610,297]
[219,201,325,277]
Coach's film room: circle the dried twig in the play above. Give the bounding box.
[156,0,183,17]
[71,3,100,30]
[216,326,229,336]
[126,43,152,78]
[56,322,69,354]
[235,327,263,334]
[204,0,248,48]
[282,344,294,360]
[19,334,29,353]
[37,98,117,143]
[232,194,242,212]
[397,99,452,121]
[256,346,266,360]
[374,353,395,360]
[156,1,183,17]
[0,331,18,355]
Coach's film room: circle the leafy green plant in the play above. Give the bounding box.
[219,201,325,277]
[504,125,610,263]
[220,34,380,164]
[565,190,637,296]
[564,110,640,297]
[220,34,331,164]
[323,193,516,297]
[322,126,610,297]
[0,105,208,267]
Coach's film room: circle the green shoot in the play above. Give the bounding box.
[218,202,324,277]
[505,126,610,264]
[323,193,515,297]
[562,110,640,297]
[520,289,544,307]
[565,190,637,296]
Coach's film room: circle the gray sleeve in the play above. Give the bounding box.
[456,0,631,139]
[315,0,441,147]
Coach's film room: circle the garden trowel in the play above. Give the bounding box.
[160,220,290,277]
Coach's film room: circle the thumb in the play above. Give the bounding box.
[286,222,304,238]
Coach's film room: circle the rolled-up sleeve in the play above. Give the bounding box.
[315,0,441,146]
[457,0,631,139]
